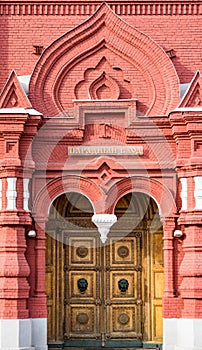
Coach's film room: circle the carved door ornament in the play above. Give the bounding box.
[76,245,88,258]
[118,278,129,293]
[77,278,88,293]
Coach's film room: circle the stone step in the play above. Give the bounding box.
[50,346,161,350]
[60,348,156,350]
[50,347,159,350]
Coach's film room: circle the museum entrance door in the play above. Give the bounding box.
[46,192,164,348]
[63,230,142,348]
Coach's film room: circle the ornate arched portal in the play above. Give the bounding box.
[27,3,178,349]
[45,191,164,348]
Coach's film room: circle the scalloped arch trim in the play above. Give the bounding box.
[32,175,104,220]
[106,176,177,218]
[29,2,180,117]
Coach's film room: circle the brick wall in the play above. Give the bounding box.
[1,2,202,90]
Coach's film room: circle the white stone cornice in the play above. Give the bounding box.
[0,108,42,115]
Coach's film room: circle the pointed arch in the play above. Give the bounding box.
[29,3,179,117]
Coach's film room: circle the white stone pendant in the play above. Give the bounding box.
[92,213,117,243]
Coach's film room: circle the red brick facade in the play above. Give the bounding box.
[0,1,202,349]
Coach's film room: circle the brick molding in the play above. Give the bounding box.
[0,2,201,16]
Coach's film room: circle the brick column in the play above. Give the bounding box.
[180,223,202,318]
[29,219,47,318]
[0,109,42,349]
[28,218,48,350]
[0,173,34,349]
[0,173,32,319]
[178,175,202,317]
[162,217,183,350]
[0,224,30,318]
[162,217,176,299]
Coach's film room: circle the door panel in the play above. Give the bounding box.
[46,232,65,342]
[151,230,164,341]
[63,232,142,346]
[64,233,100,340]
[68,236,96,266]
[106,235,142,341]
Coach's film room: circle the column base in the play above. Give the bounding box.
[0,318,47,350]
[31,318,48,350]
[164,318,202,350]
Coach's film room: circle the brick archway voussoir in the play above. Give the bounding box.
[106,176,177,219]
[32,175,104,222]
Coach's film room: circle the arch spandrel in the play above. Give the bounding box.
[29,3,180,118]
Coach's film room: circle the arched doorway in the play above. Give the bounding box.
[45,192,163,348]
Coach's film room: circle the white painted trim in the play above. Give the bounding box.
[180,177,187,210]
[6,177,17,210]
[194,176,202,209]
[23,178,30,211]
[172,107,202,112]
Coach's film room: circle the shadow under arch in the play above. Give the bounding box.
[49,191,94,217]
[46,191,96,240]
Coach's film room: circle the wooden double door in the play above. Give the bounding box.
[46,227,163,347]
[63,231,142,347]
